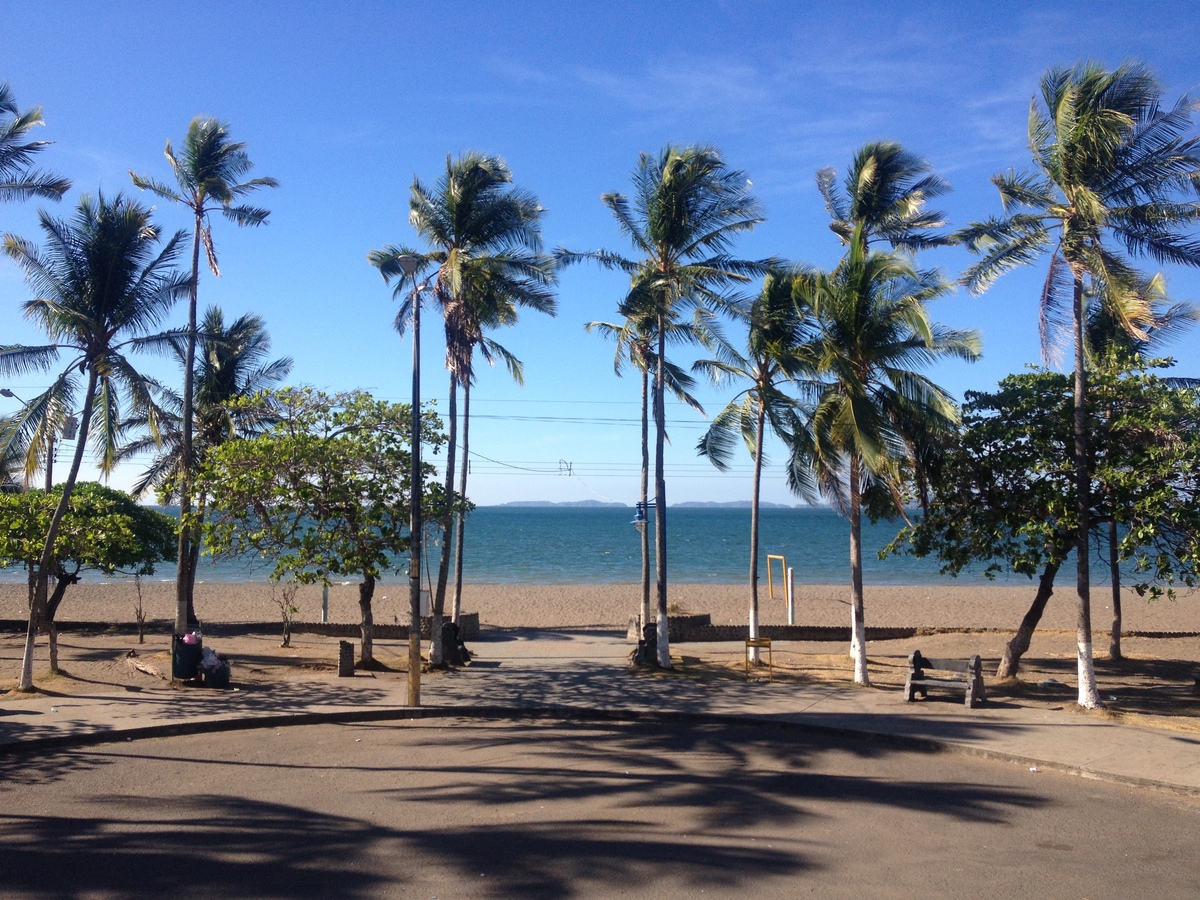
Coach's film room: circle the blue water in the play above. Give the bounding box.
[1,506,1048,587]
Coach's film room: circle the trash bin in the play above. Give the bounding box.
[338,640,355,677]
[172,633,203,680]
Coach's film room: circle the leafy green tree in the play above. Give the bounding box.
[792,239,980,685]
[1,193,189,690]
[116,305,292,618]
[0,83,70,204]
[197,388,450,665]
[892,369,1200,677]
[1085,276,1199,658]
[130,117,278,635]
[0,482,175,673]
[696,271,814,656]
[587,302,704,639]
[560,145,768,667]
[369,152,553,665]
[959,62,1200,707]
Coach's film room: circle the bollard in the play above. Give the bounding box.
[787,567,795,626]
[338,640,355,677]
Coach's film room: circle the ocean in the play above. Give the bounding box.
[1,505,1068,588]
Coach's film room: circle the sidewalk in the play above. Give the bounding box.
[2,628,1198,797]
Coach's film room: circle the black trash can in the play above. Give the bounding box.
[173,634,203,680]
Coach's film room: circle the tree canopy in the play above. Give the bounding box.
[197,388,451,663]
[0,481,176,622]
[890,368,1200,674]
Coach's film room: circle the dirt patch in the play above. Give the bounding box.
[672,630,1200,731]
[3,626,1197,732]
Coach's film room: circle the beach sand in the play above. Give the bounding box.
[2,579,1198,633]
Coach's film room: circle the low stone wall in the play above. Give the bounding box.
[0,613,481,642]
[661,614,952,643]
[284,613,480,641]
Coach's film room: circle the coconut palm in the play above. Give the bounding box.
[587,297,705,640]
[696,270,816,659]
[370,153,554,666]
[817,141,952,252]
[792,238,980,685]
[0,414,23,492]
[130,117,278,634]
[116,306,292,601]
[1,83,70,204]
[959,61,1200,707]
[1,192,189,690]
[559,145,768,668]
[447,270,555,625]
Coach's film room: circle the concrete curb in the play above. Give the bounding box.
[3,701,1196,800]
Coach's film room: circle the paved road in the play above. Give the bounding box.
[1,718,1197,898]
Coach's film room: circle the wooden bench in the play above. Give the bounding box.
[904,650,986,708]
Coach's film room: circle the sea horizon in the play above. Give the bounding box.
[0,505,1126,590]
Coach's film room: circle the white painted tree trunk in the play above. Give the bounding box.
[850,606,869,684]
[1077,640,1100,707]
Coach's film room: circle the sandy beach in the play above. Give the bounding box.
[2,579,1199,633]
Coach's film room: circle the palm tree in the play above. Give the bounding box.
[0,414,23,492]
[560,145,768,668]
[1,192,189,690]
[447,271,555,625]
[959,61,1200,708]
[116,305,292,591]
[696,270,816,660]
[587,298,705,640]
[370,153,554,666]
[817,141,952,252]
[130,117,278,634]
[792,238,980,685]
[1,83,70,204]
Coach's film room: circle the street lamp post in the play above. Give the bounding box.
[393,255,424,708]
[630,497,657,664]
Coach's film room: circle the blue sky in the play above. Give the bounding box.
[3,0,1200,506]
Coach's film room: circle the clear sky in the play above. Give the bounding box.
[3,0,1199,507]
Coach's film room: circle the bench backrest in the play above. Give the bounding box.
[908,650,981,674]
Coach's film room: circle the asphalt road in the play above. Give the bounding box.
[1,718,1197,898]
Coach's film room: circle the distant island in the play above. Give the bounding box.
[493,500,628,508]
[489,500,798,509]
[674,501,797,509]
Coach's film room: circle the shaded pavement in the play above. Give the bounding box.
[2,628,1199,797]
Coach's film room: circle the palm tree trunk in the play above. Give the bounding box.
[997,555,1063,677]
[431,373,458,667]
[848,455,869,686]
[1071,274,1101,708]
[640,364,651,632]
[188,494,207,609]
[18,368,98,691]
[747,399,765,664]
[407,288,423,706]
[451,381,470,624]
[654,321,671,668]
[1108,517,1123,661]
[175,217,202,635]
